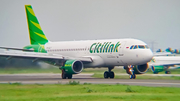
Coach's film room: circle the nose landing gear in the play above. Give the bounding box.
[129,74,136,79]
[104,67,115,79]
[125,65,136,79]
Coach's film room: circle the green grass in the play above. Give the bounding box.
[0,83,180,101]
[0,67,125,74]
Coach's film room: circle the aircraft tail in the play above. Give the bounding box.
[25,5,48,45]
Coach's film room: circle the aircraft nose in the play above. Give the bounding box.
[143,50,153,62]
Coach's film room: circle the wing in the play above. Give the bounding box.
[0,47,34,52]
[149,62,180,66]
[149,56,180,66]
[0,51,92,66]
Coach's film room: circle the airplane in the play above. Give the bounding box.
[0,5,153,79]
[153,52,172,56]
[154,48,179,56]
[149,56,180,74]
[156,47,180,54]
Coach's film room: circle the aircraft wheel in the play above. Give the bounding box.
[67,74,72,79]
[129,74,136,79]
[133,74,136,79]
[62,73,67,79]
[129,75,133,79]
[61,70,67,79]
[104,71,109,79]
[109,71,115,79]
[153,72,159,74]
[165,71,171,74]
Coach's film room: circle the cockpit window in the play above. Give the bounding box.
[130,45,134,49]
[145,45,149,49]
[133,45,138,49]
[138,45,145,49]
[130,45,149,49]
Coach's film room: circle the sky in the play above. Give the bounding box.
[0,0,180,52]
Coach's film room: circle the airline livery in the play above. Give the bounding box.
[0,5,153,79]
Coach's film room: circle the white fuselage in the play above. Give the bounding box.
[44,38,153,68]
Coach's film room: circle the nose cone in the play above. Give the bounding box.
[142,49,153,63]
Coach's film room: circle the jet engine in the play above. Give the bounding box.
[133,63,149,74]
[61,60,83,74]
[151,65,164,74]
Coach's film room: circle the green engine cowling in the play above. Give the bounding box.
[151,65,164,73]
[61,60,83,74]
[133,63,149,74]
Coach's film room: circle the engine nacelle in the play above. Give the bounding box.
[61,60,83,74]
[151,65,164,73]
[133,63,149,74]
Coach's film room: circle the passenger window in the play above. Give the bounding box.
[138,45,145,49]
[133,45,138,49]
[130,45,134,49]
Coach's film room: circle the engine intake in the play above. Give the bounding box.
[133,63,149,74]
[61,60,83,74]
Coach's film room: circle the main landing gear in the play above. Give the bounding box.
[104,67,115,79]
[165,71,171,74]
[61,69,72,79]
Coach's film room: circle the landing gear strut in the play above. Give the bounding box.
[104,67,115,79]
[129,65,136,79]
[61,69,72,79]
[125,65,136,79]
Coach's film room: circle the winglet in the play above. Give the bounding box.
[25,5,48,45]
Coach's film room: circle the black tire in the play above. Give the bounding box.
[129,75,133,79]
[61,70,67,79]
[165,71,171,74]
[104,71,109,79]
[67,74,72,79]
[133,74,136,79]
[109,71,115,79]
[153,72,159,74]
[62,73,67,79]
